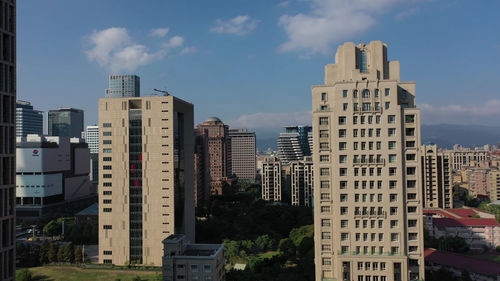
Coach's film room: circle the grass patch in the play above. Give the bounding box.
[18,266,161,281]
[258,251,279,259]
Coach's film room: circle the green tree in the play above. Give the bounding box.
[278,238,296,260]
[256,234,275,251]
[43,220,60,237]
[63,243,75,263]
[48,243,58,263]
[16,269,32,281]
[39,240,50,264]
[74,246,83,263]
[57,245,65,262]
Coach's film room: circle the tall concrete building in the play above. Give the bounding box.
[105,75,140,98]
[312,41,424,281]
[261,157,283,202]
[290,156,314,207]
[445,149,490,171]
[420,144,453,209]
[0,0,16,279]
[48,107,84,138]
[83,125,99,184]
[98,96,195,266]
[229,129,256,181]
[277,125,312,164]
[194,130,209,207]
[196,117,234,196]
[16,100,43,137]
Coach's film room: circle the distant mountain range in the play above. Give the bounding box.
[255,124,500,151]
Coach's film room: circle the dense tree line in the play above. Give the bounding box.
[17,241,85,268]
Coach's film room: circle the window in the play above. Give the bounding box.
[321,193,330,200]
[339,142,347,150]
[191,265,198,272]
[321,92,327,101]
[340,168,347,176]
[339,129,346,138]
[358,262,363,270]
[388,141,396,150]
[406,141,415,148]
[341,246,349,254]
[338,116,346,125]
[320,105,328,111]
[103,131,112,136]
[103,123,112,127]
[320,168,330,176]
[406,128,415,136]
[320,130,329,138]
[340,207,348,215]
[103,157,112,161]
[405,114,415,123]
[103,174,112,178]
[361,129,366,137]
[103,191,112,195]
[320,155,330,162]
[320,142,329,149]
[385,88,390,96]
[322,244,331,251]
[389,154,396,163]
[389,168,397,176]
[341,220,348,228]
[321,206,331,213]
[354,90,358,98]
[362,102,371,111]
[322,258,332,265]
[339,155,347,163]
[353,116,358,124]
[343,90,348,98]
[322,219,331,227]
[103,182,112,187]
[358,50,368,72]
[103,208,112,213]
[103,251,112,255]
[385,102,390,109]
[103,165,112,170]
[391,233,399,242]
[408,206,417,213]
[390,180,397,189]
[406,154,416,161]
[390,220,398,228]
[204,265,212,272]
[320,181,330,188]
[390,194,397,202]
[409,233,418,241]
[408,220,417,227]
[353,129,358,137]
[103,140,112,145]
[388,128,396,136]
[103,225,112,230]
[322,232,331,239]
[408,193,416,200]
[103,148,112,153]
[319,117,329,125]
[343,103,348,111]
[391,247,399,255]
[407,180,416,188]
[362,89,370,98]
[388,115,395,124]
[341,233,348,241]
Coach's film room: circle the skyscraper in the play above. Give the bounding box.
[105,75,140,98]
[0,0,16,279]
[277,125,312,164]
[420,144,453,209]
[196,117,234,196]
[84,125,99,183]
[261,156,283,202]
[16,100,43,137]
[98,95,195,266]
[229,129,256,181]
[312,41,424,281]
[290,156,314,207]
[48,107,84,138]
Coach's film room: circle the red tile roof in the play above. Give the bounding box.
[447,208,478,218]
[425,248,500,277]
[433,218,500,229]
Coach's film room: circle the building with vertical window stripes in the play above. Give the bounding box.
[290,156,314,207]
[312,41,424,281]
[0,0,15,280]
[420,144,453,209]
[229,129,256,181]
[98,95,195,266]
[105,75,140,98]
[16,100,42,137]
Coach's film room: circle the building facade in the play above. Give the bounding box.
[48,107,84,138]
[16,135,95,217]
[105,75,140,98]
[445,149,490,171]
[98,96,195,266]
[162,235,225,281]
[420,144,453,209]
[312,41,425,281]
[194,130,209,207]
[0,0,16,279]
[83,125,99,184]
[229,129,256,181]
[277,126,312,164]
[196,117,234,196]
[261,157,282,202]
[16,100,43,137]
[290,156,314,207]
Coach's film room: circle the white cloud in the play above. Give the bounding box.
[162,36,184,48]
[180,47,198,55]
[230,111,312,129]
[210,15,258,36]
[277,1,291,8]
[149,27,169,38]
[278,0,400,55]
[85,27,188,72]
[420,100,500,125]
[396,7,419,20]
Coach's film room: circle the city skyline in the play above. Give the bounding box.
[17,0,500,133]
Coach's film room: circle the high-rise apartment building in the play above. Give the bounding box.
[105,75,140,98]
[445,149,490,171]
[196,117,234,196]
[261,157,283,202]
[194,130,209,207]
[290,156,314,207]
[229,129,256,181]
[0,0,16,279]
[16,100,43,137]
[83,125,99,183]
[98,96,195,266]
[277,126,312,164]
[312,41,424,281]
[48,107,84,138]
[420,144,453,209]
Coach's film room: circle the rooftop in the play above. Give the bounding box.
[425,248,500,277]
[75,203,98,216]
[205,116,222,122]
[433,217,500,229]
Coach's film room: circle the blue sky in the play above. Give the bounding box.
[18,0,500,134]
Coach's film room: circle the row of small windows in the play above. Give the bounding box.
[319,114,415,126]
[316,179,416,190]
[321,88,391,102]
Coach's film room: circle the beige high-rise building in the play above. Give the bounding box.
[229,129,256,181]
[312,41,425,281]
[98,96,195,266]
[0,0,16,280]
[290,156,314,207]
[420,144,453,209]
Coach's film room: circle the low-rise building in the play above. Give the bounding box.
[16,134,96,217]
[163,234,225,281]
[425,248,500,281]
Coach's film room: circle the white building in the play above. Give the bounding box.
[16,134,96,217]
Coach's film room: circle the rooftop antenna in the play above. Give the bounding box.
[153,88,171,96]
